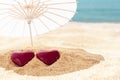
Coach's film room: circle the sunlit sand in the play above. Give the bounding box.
[0,22,120,80]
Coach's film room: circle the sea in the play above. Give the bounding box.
[72,0,120,22]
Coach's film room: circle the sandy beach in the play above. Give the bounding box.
[0,22,120,80]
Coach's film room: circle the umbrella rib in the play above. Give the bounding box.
[30,1,42,18]
[35,8,47,19]
[10,8,26,18]
[46,11,70,20]
[46,2,76,5]
[31,1,47,19]
[27,0,35,20]
[38,18,50,30]
[30,0,47,21]
[47,7,75,13]
[43,15,60,26]
[28,0,35,18]
[17,4,28,18]
[11,5,27,18]
[4,11,24,20]
[14,0,28,19]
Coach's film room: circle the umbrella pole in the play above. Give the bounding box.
[28,22,33,47]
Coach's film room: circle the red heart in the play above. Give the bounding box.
[36,50,60,65]
[11,50,35,67]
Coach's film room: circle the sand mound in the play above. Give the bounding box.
[0,48,104,76]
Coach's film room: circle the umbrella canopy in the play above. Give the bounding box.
[0,0,77,46]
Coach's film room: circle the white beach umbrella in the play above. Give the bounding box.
[0,0,77,46]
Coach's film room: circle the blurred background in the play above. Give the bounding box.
[72,0,120,22]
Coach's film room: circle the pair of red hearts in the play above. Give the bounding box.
[11,50,60,67]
